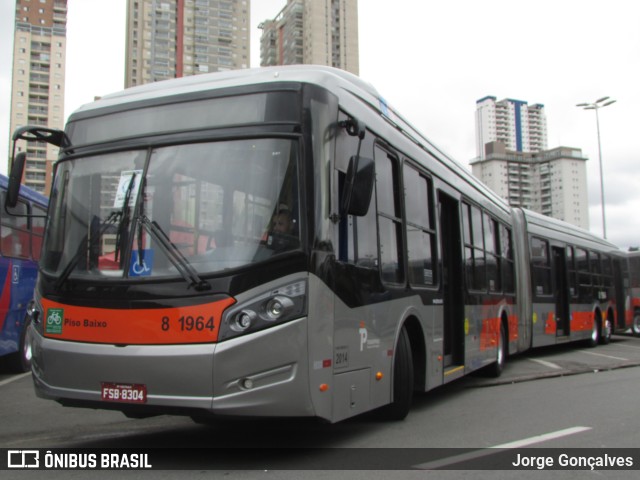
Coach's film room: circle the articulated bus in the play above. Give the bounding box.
[627,250,640,336]
[8,66,627,423]
[0,174,47,372]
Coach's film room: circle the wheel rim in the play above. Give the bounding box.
[22,325,33,367]
[591,320,599,343]
[633,314,640,336]
[497,328,504,367]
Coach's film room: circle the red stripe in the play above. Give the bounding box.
[0,263,12,333]
[176,0,184,77]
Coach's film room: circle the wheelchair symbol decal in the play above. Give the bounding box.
[129,250,154,277]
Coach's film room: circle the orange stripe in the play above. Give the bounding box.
[41,297,236,345]
[544,312,556,335]
[571,311,593,332]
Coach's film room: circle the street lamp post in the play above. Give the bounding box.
[576,96,616,239]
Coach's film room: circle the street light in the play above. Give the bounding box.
[576,96,616,239]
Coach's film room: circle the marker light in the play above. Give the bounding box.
[26,299,41,324]
[241,378,254,390]
[231,310,257,332]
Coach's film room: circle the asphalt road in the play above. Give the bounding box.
[1,334,640,479]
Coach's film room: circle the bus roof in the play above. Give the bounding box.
[73,65,381,117]
[519,207,622,253]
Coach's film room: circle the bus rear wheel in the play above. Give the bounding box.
[487,322,507,378]
[381,326,413,421]
[633,311,640,337]
[587,316,601,348]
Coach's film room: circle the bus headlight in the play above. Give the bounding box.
[265,296,294,320]
[219,280,307,341]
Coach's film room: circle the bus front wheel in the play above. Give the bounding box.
[6,316,32,373]
[381,326,414,421]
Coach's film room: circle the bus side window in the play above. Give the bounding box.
[531,237,551,296]
[602,255,612,287]
[374,146,403,284]
[591,251,602,287]
[462,202,486,291]
[403,163,437,287]
[484,214,500,292]
[0,193,30,259]
[500,224,515,294]
[566,246,578,297]
[576,248,591,289]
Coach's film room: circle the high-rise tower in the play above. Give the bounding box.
[125,0,250,88]
[9,0,68,193]
[475,96,548,160]
[259,0,358,75]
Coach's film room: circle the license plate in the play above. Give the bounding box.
[101,382,147,404]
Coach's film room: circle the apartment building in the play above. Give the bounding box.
[475,96,548,160]
[259,0,359,75]
[471,142,589,230]
[125,0,250,88]
[9,0,67,193]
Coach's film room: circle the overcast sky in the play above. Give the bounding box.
[1,0,639,248]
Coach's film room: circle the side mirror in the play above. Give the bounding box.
[6,151,26,209]
[341,155,375,217]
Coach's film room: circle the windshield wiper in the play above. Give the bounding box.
[114,172,137,266]
[54,210,121,289]
[137,215,211,291]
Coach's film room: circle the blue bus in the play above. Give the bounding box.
[0,173,48,372]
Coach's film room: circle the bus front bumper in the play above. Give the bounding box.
[30,317,316,418]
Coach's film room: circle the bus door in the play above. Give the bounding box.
[552,246,570,337]
[438,192,464,369]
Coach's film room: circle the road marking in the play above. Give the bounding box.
[0,372,30,387]
[490,426,592,449]
[578,350,628,361]
[413,426,592,470]
[528,358,562,369]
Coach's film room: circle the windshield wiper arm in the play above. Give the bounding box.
[137,215,211,291]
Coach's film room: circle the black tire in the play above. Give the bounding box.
[381,326,413,421]
[586,316,600,348]
[5,316,33,373]
[487,322,507,378]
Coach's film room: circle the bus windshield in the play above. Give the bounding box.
[41,138,300,282]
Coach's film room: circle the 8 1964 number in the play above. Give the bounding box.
[161,315,215,332]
